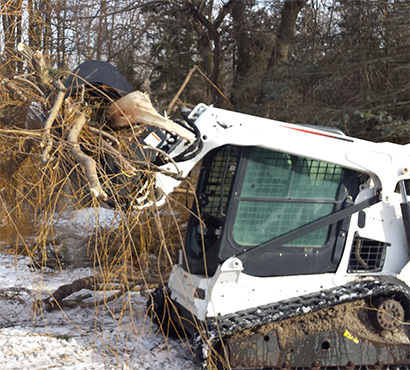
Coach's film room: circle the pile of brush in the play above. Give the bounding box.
[0,44,196,282]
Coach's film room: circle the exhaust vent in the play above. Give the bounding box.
[347,234,388,273]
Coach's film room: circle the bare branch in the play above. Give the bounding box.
[2,78,29,103]
[32,50,51,89]
[41,80,66,163]
[41,274,169,311]
[67,112,108,200]
[17,42,34,70]
[167,65,198,113]
[41,275,97,311]
[86,124,120,148]
[13,76,44,97]
[86,124,139,179]
[98,136,137,174]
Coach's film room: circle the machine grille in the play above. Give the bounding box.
[201,146,237,218]
[347,235,388,273]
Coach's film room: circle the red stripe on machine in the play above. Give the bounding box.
[282,125,353,142]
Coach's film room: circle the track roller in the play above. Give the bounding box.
[371,298,405,332]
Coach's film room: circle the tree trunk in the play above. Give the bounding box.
[267,0,308,68]
[15,0,23,72]
[231,0,252,105]
[96,0,107,60]
[190,0,235,102]
[55,0,67,70]
[2,0,16,73]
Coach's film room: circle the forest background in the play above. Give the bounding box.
[0,0,408,306]
[1,0,409,141]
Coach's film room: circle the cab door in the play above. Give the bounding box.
[220,147,359,277]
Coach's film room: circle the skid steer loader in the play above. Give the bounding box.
[144,103,410,369]
[60,62,410,369]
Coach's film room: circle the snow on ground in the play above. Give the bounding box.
[0,253,200,370]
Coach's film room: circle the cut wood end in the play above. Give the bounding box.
[90,188,100,198]
[33,50,44,60]
[41,152,54,164]
[106,91,197,143]
[90,188,108,201]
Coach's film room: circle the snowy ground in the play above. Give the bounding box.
[0,209,200,369]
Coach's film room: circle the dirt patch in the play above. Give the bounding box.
[232,299,410,346]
